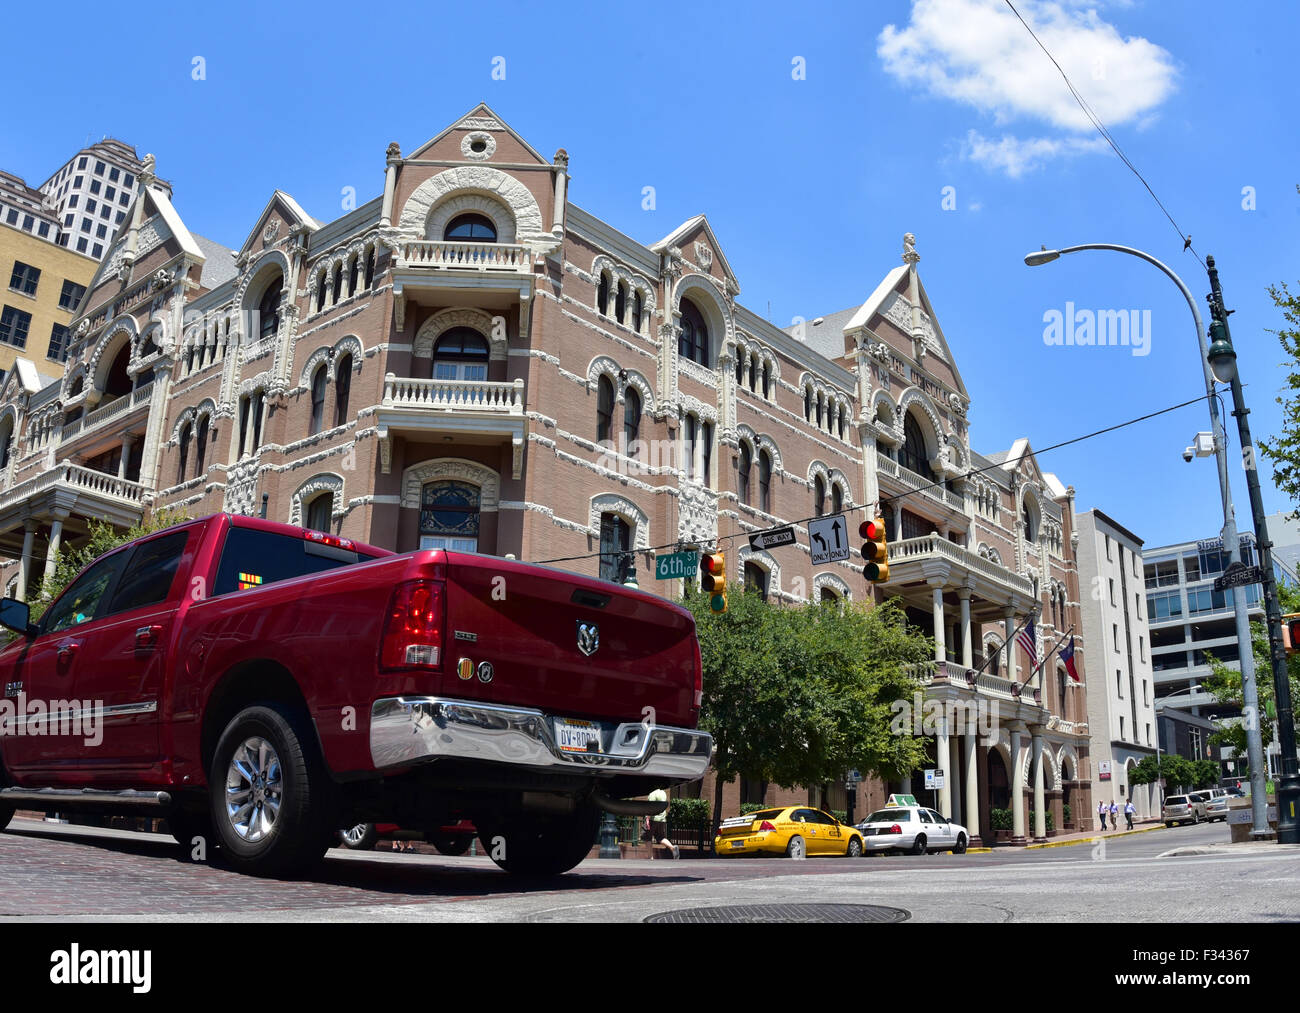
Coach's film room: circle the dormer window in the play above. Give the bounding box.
[444,213,497,242]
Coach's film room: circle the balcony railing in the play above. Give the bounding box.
[398,240,531,272]
[61,382,153,443]
[911,660,1022,701]
[383,375,524,414]
[0,461,145,512]
[890,532,1036,598]
[876,451,964,510]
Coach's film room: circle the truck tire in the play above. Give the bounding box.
[478,803,599,876]
[0,767,13,832]
[209,703,335,877]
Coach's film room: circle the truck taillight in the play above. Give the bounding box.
[304,529,356,550]
[381,580,445,671]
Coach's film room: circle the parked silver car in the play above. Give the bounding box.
[1189,790,1228,822]
[1162,794,1206,826]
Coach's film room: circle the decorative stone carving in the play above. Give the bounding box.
[694,242,713,269]
[400,458,500,511]
[289,473,344,526]
[413,307,502,359]
[263,220,280,245]
[386,141,402,163]
[948,391,966,415]
[151,268,174,291]
[460,131,497,161]
[397,166,546,241]
[589,493,650,550]
[903,232,920,265]
[223,458,260,517]
[678,481,718,546]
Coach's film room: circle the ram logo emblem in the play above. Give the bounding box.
[576,621,599,657]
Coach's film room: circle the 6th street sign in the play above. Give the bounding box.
[1213,562,1264,592]
[749,527,796,551]
[808,514,850,565]
[654,551,699,580]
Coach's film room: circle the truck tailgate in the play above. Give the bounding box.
[440,554,698,728]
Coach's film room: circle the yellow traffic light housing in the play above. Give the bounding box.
[1283,612,1300,655]
[701,552,727,613]
[860,518,890,582]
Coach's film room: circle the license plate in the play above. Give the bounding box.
[730,839,747,848]
[556,718,603,753]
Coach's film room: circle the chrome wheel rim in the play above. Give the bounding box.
[224,736,282,843]
[790,837,804,858]
[343,824,369,846]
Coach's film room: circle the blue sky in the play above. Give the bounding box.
[3,0,1297,551]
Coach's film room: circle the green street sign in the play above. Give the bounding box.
[654,551,699,580]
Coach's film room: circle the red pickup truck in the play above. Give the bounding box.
[0,513,711,876]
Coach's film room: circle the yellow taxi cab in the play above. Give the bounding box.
[714,806,864,859]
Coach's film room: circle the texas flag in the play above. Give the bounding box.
[1060,635,1080,682]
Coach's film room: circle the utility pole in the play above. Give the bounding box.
[1205,255,1299,843]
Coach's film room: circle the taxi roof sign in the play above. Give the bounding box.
[886,793,919,808]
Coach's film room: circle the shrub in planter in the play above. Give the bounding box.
[990,807,1013,832]
[1063,804,1072,824]
[668,798,711,827]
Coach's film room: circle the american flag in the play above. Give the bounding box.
[1015,616,1037,665]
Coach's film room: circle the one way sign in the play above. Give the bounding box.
[808,514,850,565]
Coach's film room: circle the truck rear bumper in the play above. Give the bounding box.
[369,697,713,782]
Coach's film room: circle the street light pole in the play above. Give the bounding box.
[1024,243,1271,838]
[1205,254,1299,844]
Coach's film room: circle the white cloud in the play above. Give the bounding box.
[878,0,1177,174]
[965,130,1107,177]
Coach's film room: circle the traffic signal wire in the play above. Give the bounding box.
[531,388,1218,566]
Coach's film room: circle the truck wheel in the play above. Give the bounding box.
[0,767,13,832]
[209,704,335,877]
[479,803,599,876]
[429,834,472,856]
[339,823,378,850]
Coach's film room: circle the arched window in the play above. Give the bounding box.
[989,643,1001,677]
[306,492,332,533]
[832,483,843,515]
[735,355,745,386]
[104,344,131,399]
[444,213,497,242]
[900,412,929,477]
[239,389,266,457]
[748,358,757,392]
[195,415,209,476]
[758,449,772,513]
[348,255,359,296]
[838,410,846,440]
[599,512,632,583]
[596,375,614,445]
[615,282,627,324]
[364,248,376,288]
[331,263,343,305]
[738,442,752,506]
[432,328,489,382]
[701,421,714,487]
[816,393,824,429]
[678,299,709,366]
[1023,500,1038,542]
[597,272,610,315]
[309,364,327,436]
[1058,668,1068,715]
[814,475,825,517]
[177,422,190,483]
[623,386,641,454]
[762,362,770,399]
[258,278,282,340]
[334,354,352,426]
[0,419,12,470]
[743,561,769,601]
[804,387,812,422]
[632,291,643,332]
[420,480,481,551]
[683,414,697,480]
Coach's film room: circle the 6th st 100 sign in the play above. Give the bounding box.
[654,551,699,580]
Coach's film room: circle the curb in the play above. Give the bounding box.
[1023,823,1167,850]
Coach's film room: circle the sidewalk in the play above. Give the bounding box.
[967,820,1166,854]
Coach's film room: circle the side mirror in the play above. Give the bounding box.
[0,597,34,638]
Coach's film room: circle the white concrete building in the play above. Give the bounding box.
[36,139,147,262]
[1077,509,1159,818]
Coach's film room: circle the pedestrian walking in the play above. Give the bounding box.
[1098,800,1107,830]
[1110,800,1119,830]
[646,787,678,859]
[1124,800,1135,831]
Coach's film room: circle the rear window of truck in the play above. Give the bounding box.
[212,527,379,597]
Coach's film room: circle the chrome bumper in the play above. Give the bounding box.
[369,697,713,781]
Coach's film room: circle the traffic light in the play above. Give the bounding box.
[701,552,727,613]
[860,517,889,582]
[1283,613,1300,655]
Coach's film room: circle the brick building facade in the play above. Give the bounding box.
[0,104,1097,843]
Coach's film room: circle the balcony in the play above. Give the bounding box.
[390,239,536,333]
[876,451,964,511]
[61,382,154,444]
[375,375,527,479]
[395,240,532,273]
[885,532,1035,615]
[0,462,146,554]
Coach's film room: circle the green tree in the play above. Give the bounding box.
[683,585,933,830]
[1204,583,1300,761]
[1259,228,1300,512]
[27,510,189,626]
[1130,753,1196,792]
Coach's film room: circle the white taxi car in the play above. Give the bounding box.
[855,805,970,855]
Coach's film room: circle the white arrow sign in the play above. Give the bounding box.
[808,514,850,565]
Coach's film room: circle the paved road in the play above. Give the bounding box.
[2,817,1296,922]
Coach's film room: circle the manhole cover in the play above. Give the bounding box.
[645,903,909,924]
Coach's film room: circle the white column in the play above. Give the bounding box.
[1004,609,1018,683]
[1010,724,1026,841]
[948,732,962,825]
[118,435,135,480]
[42,516,64,593]
[959,588,973,668]
[16,519,36,601]
[964,727,980,840]
[931,581,946,663]
[1031,732,1046,841]
[936,716,951,817]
